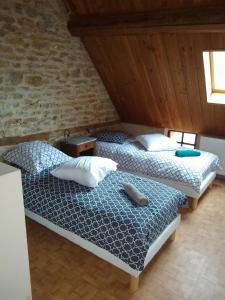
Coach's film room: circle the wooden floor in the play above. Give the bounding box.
[26,180,225,300]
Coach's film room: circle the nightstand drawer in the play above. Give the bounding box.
[60,137,96,157]
[77,141,96,153]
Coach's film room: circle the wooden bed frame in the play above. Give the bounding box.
[25,209,181,292]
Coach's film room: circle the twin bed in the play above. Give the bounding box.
[96,139,219,209]
[23,167,185,291]
[2,131,220,291]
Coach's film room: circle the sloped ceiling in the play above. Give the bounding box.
[65,1,225,136]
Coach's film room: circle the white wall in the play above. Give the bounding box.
[121,123,164,136]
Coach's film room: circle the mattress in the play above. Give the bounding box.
[22,168,186,271]
[96,141,220,193]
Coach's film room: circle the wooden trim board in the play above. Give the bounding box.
[0,121,119,146]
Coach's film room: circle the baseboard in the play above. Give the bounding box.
[216,174,225,180]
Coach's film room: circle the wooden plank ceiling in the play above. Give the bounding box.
[65,0,225,16]
[65,1,225,137]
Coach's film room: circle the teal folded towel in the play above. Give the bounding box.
[175,149,201,157]
[123,183,149,207]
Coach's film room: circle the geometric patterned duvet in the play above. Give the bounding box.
[96,141,220,193]
[22,169,186,271]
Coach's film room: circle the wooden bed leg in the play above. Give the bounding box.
[189,197,198,210]
[169,230,176,241]
[129,275,139,293]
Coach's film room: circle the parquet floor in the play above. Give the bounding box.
[26,180,225,300]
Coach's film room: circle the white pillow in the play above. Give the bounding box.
[51,156,117,188]
[136,133,179,151]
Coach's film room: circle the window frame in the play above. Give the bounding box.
[209,51,225,94]
[168,129,197,149]
[203,50,225,104]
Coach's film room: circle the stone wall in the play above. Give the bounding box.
[0,0,119,151]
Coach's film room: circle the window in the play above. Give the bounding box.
[168,130,197,149]
[203,51,225,104]
[209,51,225,93]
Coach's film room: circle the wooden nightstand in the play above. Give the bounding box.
[60,136,96,157]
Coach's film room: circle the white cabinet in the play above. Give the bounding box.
[0,162,32,300]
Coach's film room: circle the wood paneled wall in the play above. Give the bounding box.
[66,0,225,16]
[83,33,225,136]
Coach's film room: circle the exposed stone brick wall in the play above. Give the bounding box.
[0,0,119,150]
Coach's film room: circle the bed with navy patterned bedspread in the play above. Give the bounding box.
[22,168,186,271]
[96,141,220,193]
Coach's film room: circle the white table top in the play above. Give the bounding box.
[65,136,96,146]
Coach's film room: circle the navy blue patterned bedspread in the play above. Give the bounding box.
[22,169,186,271]
[96,141,220,193]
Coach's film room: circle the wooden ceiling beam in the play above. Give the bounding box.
[69,24,225,36]
[68,5,225,36]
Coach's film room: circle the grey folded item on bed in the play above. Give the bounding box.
[123,183,149,207]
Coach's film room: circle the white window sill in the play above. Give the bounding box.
[207,93,225,105]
